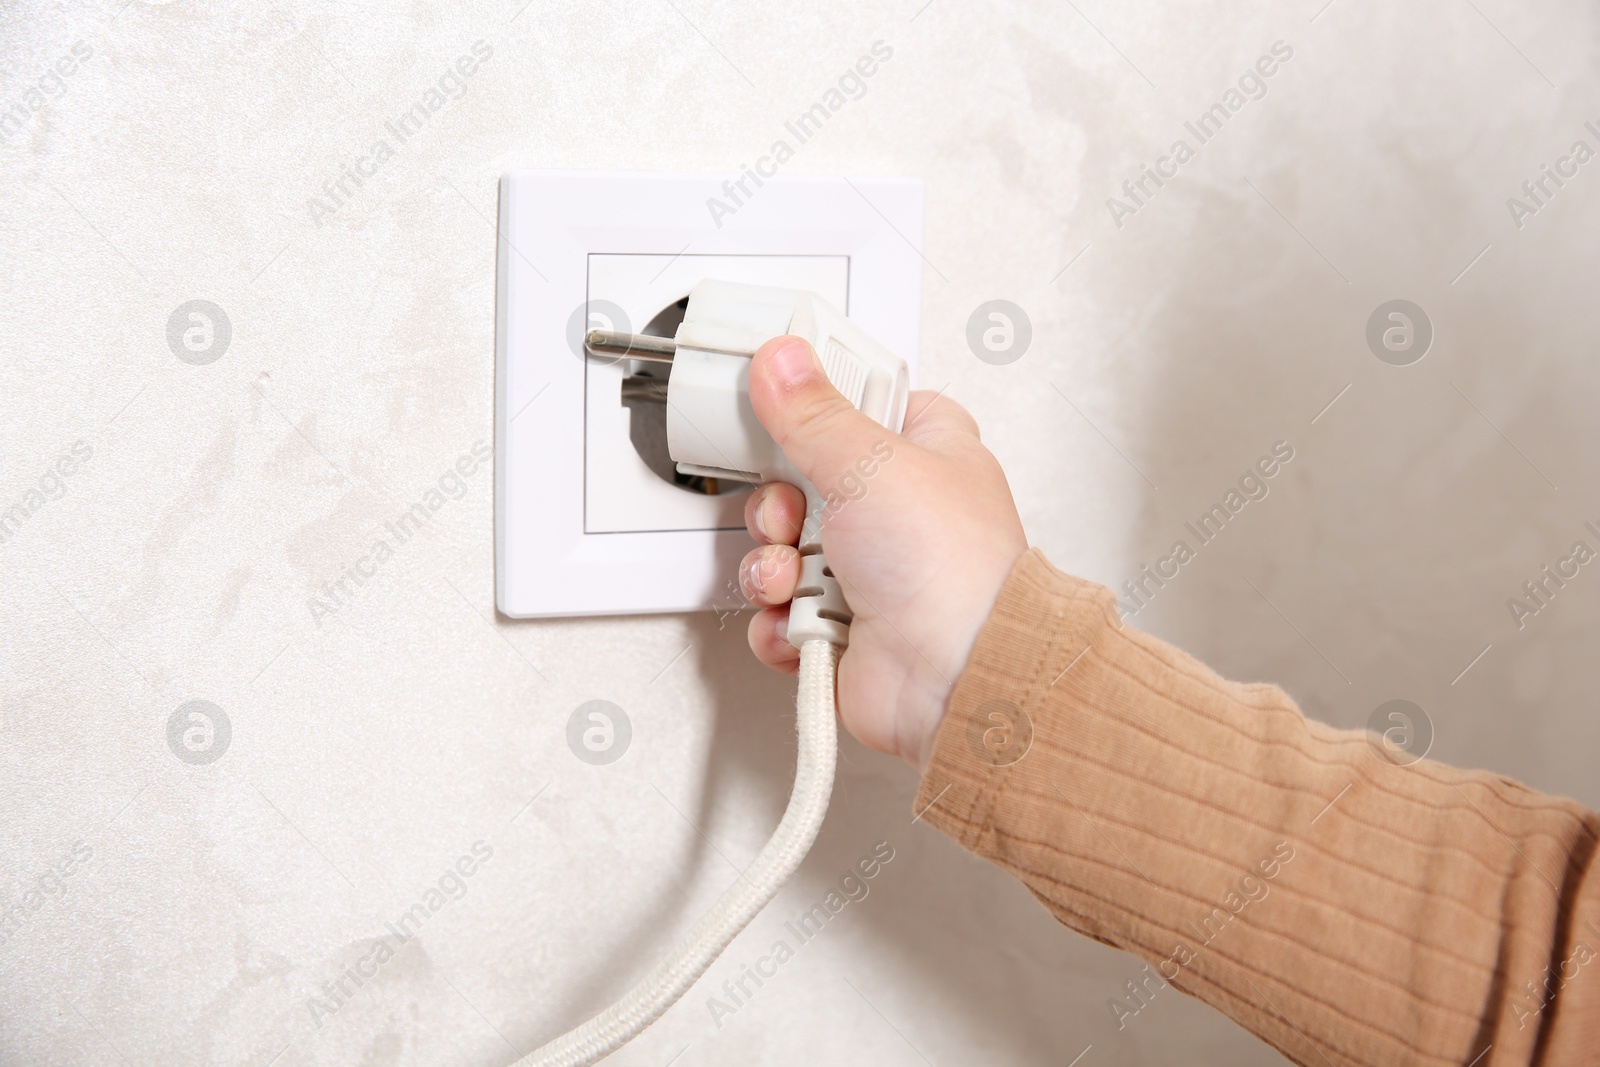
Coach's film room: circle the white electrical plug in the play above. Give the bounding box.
[588,278,911,647]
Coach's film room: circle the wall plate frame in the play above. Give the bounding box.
[494,169,924,619]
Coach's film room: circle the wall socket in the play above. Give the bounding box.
[495,170,924,619]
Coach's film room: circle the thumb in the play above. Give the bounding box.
[748,335,887,489]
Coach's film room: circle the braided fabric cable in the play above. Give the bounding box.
[522,638,840,1066]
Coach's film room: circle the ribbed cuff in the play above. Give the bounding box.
[911,548,1116,841]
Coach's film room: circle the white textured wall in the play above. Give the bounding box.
[3,2,1597,1065]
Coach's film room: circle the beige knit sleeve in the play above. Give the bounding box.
[914,548,1600,1066]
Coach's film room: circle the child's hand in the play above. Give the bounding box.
[737,335,1028,769]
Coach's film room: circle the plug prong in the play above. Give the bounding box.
[585,329,676,364]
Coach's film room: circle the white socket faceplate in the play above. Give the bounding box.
[494,170,924,619]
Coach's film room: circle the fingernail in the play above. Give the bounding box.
[744,554,768,600]
[774,613,788,643]
[769,338,815,386]
[751,490,772,542]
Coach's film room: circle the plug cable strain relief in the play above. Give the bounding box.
[787,549,852,648]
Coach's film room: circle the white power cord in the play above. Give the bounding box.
[521,280,907,1063]
[522,639,839,1066]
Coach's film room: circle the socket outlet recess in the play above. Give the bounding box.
[494,170,924,619]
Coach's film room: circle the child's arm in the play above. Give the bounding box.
[740,335,1600,1066]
